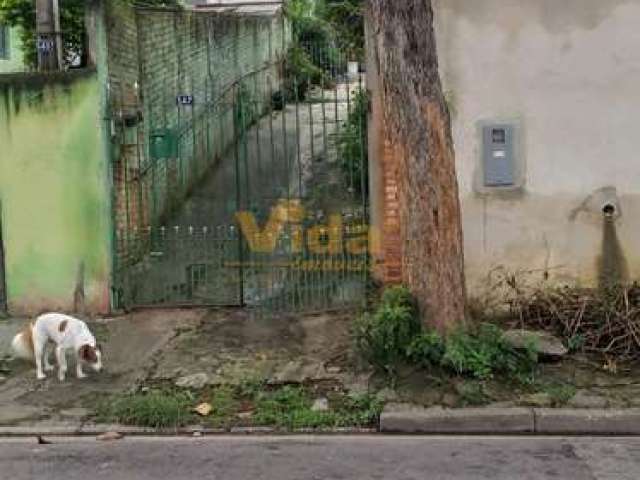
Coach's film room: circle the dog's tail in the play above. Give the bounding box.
[11,323,35,362]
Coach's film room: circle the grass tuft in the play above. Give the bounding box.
[95,389,195,428]
[94,384,383,430]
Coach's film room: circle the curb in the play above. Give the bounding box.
[0,424,377,437]
[380,406,533,434]
[534,409,640,435]
[380,405,640,435]
[5,408,640,437]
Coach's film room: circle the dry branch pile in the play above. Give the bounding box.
[507,284,640,361]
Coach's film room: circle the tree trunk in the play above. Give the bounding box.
[367,0,466,331]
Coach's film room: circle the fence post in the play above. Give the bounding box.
[233,84,245,306]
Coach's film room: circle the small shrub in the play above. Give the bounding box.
[354,287,421,374]
[380,285,416,314]
[282,45,326,103]
[356,286,538,383]
[209,386,239,419]
[442,324,537,381]
[442,330,495,380]
[285,0,342,74]
[406,332,445,368]
[333,393,384,427]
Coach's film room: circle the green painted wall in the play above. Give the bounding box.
[0,72,111,314]
[0,26,26,74]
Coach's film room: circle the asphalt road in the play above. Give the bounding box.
[1,435,639,480]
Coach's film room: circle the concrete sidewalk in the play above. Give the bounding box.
[0,310,206,427]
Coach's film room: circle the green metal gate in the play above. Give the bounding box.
[110,8,369,314]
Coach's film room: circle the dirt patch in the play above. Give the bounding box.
[378,354,640,409]
[150,309,366,390]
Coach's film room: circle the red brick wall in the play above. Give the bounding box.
[379,138,403,283]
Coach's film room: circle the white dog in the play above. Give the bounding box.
[11,312,103,381]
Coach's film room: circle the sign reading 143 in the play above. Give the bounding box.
[37,39,55,52]
[176,95,194,106]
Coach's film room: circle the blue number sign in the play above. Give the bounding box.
[176,95,194,106]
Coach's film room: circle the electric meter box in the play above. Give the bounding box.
[482,124,515,187]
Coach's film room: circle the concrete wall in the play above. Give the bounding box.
[431,0,640,294]
[0,26,26,74]
[0,72,111,315]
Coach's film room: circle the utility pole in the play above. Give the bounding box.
[36,0,62,71]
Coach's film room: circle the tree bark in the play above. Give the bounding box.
[367,0,466,331]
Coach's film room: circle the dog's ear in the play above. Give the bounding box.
[79,344,98,363]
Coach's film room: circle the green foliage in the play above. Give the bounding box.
[236,377,266,398]
[380,284,415,312]
[252,386,382,428]
[338,88,368,195]
[567,334,586,353]
[456,381,490,407]
[286,0,330,45]
[334,392,384,426]
[0,0,37,68]
[541,383,576,407]
[95,382,382,430]
[280,44,325,104]
[287,0,364,61]
[285,0,350,73]
[354,286,421,374]
[406,332,446,368]
[317,0,364,60]
[95,389,195,428]
[442,324,537,381]
[252,386,325,428]
[356,286,538,383]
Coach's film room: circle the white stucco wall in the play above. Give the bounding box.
[432,0,640,294]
